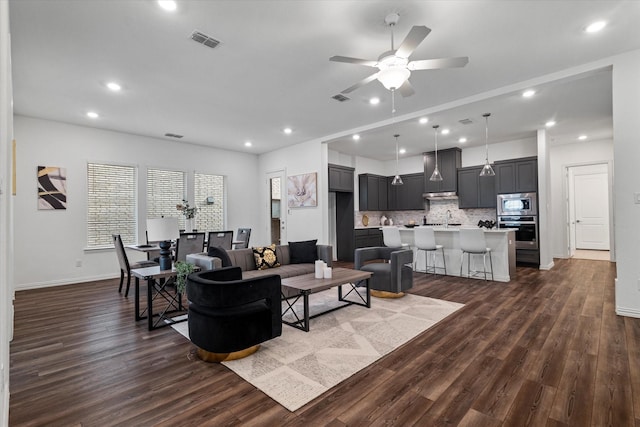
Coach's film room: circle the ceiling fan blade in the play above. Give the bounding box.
[341,73,379,94]
[408,57,469,70]
[395,26,431,58]
[398,80,415,97]
[330,56,378,67]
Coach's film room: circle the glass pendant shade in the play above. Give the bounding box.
[391,133,403,185]
[391,174,404,185]
[429,125,444,181]
[480,113,495,177]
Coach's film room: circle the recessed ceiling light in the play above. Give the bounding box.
[578,135,588,140]
[399,148,406,155]
[441,128,450,135]
[419,117,428,124]
[86,111,99,119]
[369,97,380,105]
[458,137,467,143]
[522,89,536,98]
[106,82,121,92]
[244,141,252,147]
[352,134,360,141]
[585,20,606,33]
[157,0,177,11]
[545,120,556,127]
[283,127,293,135]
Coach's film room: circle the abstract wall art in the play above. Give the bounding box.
[287,172,317,207]
[37,166,67,210]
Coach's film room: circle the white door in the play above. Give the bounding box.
[570,165,610,250]
[267,170,286,246]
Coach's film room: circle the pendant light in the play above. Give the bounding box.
[391,134,403,185]
[480,113,495,177]
[429,125,443,181]
[390,89,403,186]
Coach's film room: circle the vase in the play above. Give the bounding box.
[185,217,195,233]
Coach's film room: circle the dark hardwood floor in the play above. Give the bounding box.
[9,258,639,426]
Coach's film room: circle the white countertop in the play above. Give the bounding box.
[355,226,514,233]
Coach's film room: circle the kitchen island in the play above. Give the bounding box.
[397,227,516,282]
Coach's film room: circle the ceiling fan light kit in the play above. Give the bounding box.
[479,113,496,177]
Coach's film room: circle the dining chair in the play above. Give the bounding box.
[234,228,252,249]
[174,232,206,262]
[207,230,234,251]
[112,234,157,297]
[459,228,493,281]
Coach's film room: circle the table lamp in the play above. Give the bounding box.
[146,217,179,271]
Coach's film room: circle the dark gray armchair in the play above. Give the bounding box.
[354,246,414,297]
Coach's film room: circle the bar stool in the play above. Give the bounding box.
[414,227,446,275]
[459,228,493,281]
[381,226,409,249]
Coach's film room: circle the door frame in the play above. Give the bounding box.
[563,161,614,261]
[266,169,286,246]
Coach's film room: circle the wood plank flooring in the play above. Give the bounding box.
[9,258,639,426]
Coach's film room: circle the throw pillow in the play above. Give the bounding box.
[289,239,318,264]
[207,246,232,267]
[252,244,280,270]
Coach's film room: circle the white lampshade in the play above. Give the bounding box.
[146,217,179,242]
[377,67,410,90]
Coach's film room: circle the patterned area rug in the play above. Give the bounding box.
[172,290,463,411]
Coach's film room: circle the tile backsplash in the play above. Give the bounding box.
[357,199,496,228]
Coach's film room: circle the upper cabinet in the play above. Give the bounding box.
[495,157,538,194]
[424,148,462,194]
[358,174,388,211]
[328,164,354,192]
[388,173,424,210]
[457,166,496,209]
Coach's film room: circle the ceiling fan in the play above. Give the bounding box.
[330,13,469,97]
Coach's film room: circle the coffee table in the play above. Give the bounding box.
[280,267,372,332]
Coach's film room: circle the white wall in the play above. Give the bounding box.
[612,50,640,318]
[548,139,614,258]
[461,137,537,167]
[13,116,261,289]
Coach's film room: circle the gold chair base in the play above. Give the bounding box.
[196,345,260,363]
[371,290,405,299]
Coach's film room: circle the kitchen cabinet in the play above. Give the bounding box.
[355,228,383,248]
[424,148,462,194]
[495,157,537,194]
[328,164,354,192]
[457,166,496,209]
[358,174,388,211]
[388,173,425,210]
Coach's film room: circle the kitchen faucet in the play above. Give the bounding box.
[445,210,452,228]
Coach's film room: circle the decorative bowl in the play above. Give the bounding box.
[404,224,417,228]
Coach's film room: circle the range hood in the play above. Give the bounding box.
[423,191,458,200]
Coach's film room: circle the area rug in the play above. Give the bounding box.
[171,290,463,411]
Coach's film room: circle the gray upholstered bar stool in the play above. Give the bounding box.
[381,226,409,249]
[414,227,446,275]
[459,228,493,281]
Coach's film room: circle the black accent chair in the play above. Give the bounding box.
[354,246,414,296]
[186,266,282,362]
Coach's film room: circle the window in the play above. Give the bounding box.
[194,173,225,231]
[87,163,137,248]
[147,168,186,229]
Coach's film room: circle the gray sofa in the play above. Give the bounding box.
[186,244,333,280]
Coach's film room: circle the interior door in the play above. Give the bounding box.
[571,165,610,250]
[267,171,286,245]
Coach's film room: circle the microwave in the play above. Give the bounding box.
[497,193,537,216]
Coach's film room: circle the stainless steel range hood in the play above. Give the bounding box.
[423,191,458,200]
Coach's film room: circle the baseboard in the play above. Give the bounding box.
[539,260,555,270]
[616,305,640,318]
[14,273,118,291]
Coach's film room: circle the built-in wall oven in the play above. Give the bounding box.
[497,193,538,250]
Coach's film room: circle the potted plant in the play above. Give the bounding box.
[174,261,196,294]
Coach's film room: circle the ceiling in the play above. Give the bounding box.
[8,1,640,161]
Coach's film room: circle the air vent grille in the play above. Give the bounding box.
[459,118,473,125]
[190,30,220,49]
[164,133,184,139]
[332,94,350,102]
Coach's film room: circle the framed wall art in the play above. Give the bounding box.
[287,172,317,207]
[37,166,67,210]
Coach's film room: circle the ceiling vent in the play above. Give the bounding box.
[190,30,220,49]
[332,94,350,102]
[164,133,184,139]
[459,118,473,125]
